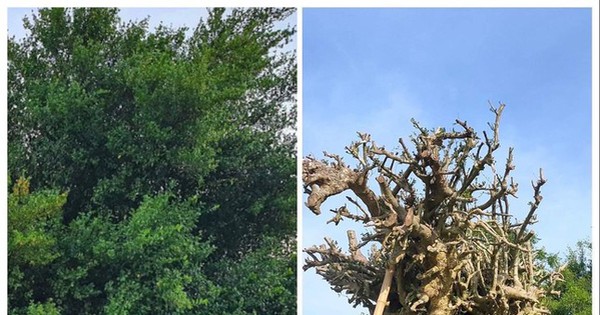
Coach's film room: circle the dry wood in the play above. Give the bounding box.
[374,264,396,315]
[303,104,561,314]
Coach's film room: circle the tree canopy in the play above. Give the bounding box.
[541,240,592,315]
[8,7,296,314]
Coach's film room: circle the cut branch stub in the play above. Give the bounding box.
[303,157,380,216]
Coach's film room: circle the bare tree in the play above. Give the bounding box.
[303,104,563,315]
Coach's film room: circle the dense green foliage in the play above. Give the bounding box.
[8,177,66,314]
[541,240,592,315]
[8,7,296,314]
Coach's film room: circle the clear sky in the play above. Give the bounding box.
[302,8,592,314]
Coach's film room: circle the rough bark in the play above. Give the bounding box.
[303,104,562,314]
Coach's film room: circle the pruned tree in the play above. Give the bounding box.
[303,104,562,315]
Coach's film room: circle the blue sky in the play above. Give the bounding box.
[303,8,592,314]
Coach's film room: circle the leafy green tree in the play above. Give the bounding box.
[8,177,66,266]
[542,240,592,315]
[201,131,297,258]
[207,237,296,314]
[9,8,295,223]
[47,194,219,314]
[26,302,61,315]
[7,177,66,314]
[8,7,296,314]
